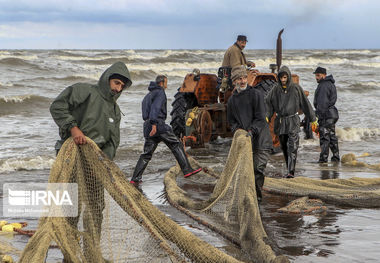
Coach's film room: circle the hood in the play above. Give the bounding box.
[97,61,132,101]
[323,74,335,84]
[148,81,163,91]
[277,66,292,86]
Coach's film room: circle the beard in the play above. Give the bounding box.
[235,83,248,92]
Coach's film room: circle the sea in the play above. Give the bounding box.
[0,49,380,262]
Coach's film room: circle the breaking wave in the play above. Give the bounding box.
[0,95,51,116]
[336,127,380,142]
[0,156,55,173]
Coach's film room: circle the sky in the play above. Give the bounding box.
[0,0,379,49]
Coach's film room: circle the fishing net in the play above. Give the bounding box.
[165,129,289,263]
[18,138,244,263]
[165,130,380,263]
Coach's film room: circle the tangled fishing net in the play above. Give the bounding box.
[165,130,380,262]
[18,138,245,263]
[10,130,380,262]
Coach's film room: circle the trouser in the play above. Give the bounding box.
[252,148,270,199]
[319,121,340,162]
[131,130,193,182]
[279,132,299,175]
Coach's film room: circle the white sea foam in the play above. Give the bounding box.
[0,156,55,173]
[336,127,380,142]
[355,62,380,68]
[335,50,372,55]
[0,95,33,103]
[0,54,38,60]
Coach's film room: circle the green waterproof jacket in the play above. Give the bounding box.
[265,66,316,136]
[50,62,132,160]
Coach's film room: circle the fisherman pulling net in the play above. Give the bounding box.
[18,138,245,263]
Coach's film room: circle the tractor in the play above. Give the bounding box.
[170,29,313,149]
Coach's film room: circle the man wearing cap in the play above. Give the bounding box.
[265,66,317,178]
[313,66,340,163]
[222,35,255,68]
[227,66,272,201]
[50,61,132,261]
[130,75,202,185]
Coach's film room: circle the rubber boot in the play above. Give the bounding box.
[130,157,149,183]
[171,145,201,177]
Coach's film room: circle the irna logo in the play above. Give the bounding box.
[9,189,73,206]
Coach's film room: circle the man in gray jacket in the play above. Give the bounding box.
[266,66,318,178]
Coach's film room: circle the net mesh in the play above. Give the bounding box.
[165,129,380,263]
[16,130,380,262]
[18,138,243,263]
[165,129,289,263]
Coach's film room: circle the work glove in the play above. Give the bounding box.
[311,118,319,132]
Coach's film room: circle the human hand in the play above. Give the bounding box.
[71,126,87,145]
[247,61,256,68]
[149,124,157,137]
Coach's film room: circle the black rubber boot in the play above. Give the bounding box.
[171,145,193,175]
[131,138,158,183]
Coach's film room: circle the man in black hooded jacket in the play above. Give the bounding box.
[130,75,201,184]
[313,67,340,163]
[265,66,317,178]
[227,66,272,201]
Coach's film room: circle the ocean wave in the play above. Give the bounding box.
[0,95,51,116]
[0,57,40,68]
[354,62,380,68]
[130,69,157,81]
[131,61,220,77]
[335,50,373,55]
[336,127,380,142]
[0,156,55,173]
[0,53,38,61]
[24,75,93,83]
[344,82,380,92]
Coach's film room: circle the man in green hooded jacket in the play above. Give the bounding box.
[50,62,132,261]
[50,61,132,160]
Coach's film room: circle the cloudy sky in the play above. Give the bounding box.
[0,0,379,49]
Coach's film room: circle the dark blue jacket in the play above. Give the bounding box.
[141,81,171,138]
[313,75,339,121]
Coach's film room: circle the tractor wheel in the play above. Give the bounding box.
[170,92,196,138]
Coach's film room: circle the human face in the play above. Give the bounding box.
[233,75,248,90]
[109,79,126,94]
[163,77,168,89]
[280,74,288,86]
[315,73,326,83]
[236,40,247,50]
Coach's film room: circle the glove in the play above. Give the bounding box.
[311,118,319,132]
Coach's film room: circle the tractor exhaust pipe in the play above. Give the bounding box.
[276,28,284,73]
